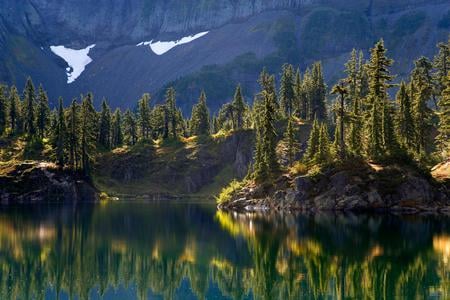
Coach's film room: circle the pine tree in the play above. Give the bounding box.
[331,82,348,159]
[315,123,331,164]
[258,68,278,111]
[190,91,210,136]
[0,85,6,136]
[111,108,123,148]
[55,98,66,166]
[284,117,295,166]
[8,86,20,134]
[302,68,314,120]
[232,84,246,130]
[279,64,295,117]
[395,81,415,150]
[345,49,359,100]
[124,109,138,146]
[138,93,152,140]
[365,39,394,160]
[36,85,49,139]
[98,99,112,149]
[165,87,178,138]
[305,118,320,161]
[381,99,398,155]
[23,77,36,137]
[311,62,327,120]
[433,38,449,105]
[348,96,363,156]
[80,94,97,177]
[294,69,307,119]
[67,99,80,170]
[436,74,450,157]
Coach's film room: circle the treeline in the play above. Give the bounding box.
[0,38,449,180]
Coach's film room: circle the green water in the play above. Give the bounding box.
[0,201,449,300]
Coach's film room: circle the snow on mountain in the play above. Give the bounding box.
[137,31,209,55]
[50,44,96,83]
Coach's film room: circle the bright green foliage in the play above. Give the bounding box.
[284,117,295,166]
[112,109,123,148]
[365,39,394,160]
[67,99,80,169]
[395,82,415,150]
[98,99,112,149]
[0,85,6,136]
[55,98,66,166]
[80,94,97,177]
[190,91,210,136]
[305,118,320,161]
[23,77,36,136]
[124,109,138,146]
[36,85,50,139]
[279,64,295,117]
[138,93,152,140]
[8,86,20,134]
[436,74,450,156]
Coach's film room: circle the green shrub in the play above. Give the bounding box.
[216,179,245,204]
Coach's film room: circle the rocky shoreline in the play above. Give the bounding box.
[218,162,450,214]
[0,162,98,204]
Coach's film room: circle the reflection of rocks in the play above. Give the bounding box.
[0,162,97,204]
[219,162,450,213]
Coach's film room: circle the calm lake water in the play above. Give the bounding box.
[0,201,449,300]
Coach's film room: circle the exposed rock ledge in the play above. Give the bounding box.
[0,162,98,204]
[218,162,450,214]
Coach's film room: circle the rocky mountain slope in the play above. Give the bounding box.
[1,0,449,112]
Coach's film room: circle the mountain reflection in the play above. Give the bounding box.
[0,203,448,299]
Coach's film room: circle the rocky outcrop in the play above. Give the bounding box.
[0,162,98,204]
[219,162,450,213]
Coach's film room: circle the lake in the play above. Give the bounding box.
[0,201,449,299]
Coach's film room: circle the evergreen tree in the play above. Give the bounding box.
[67,99,80,170]
[348,96,363,156]
[258,68,278,110]
[294,69,307,119]
[232,84,246,130]
[381,99,398,155]
[55,98,66,166]
[302,68,314,120]
[345,49,359,100]
[436,74,450,157]
[365,39,394,159]
[331,82,348,159]
[111,109,123,148]
[315,123,331,163]
[124,109,138,146]
[138,93,152,140]
[98,99,112,149]
[311,62,327,120]
[395,81,415,150]
[284,117,295,166]
[36,85,50,139]
[279,64,295,117]
[0,85,6,136]
[190,91,210,136]
[305,118,320,161]
[23,77,36,136]
[165,87,178,138]
[433,38,449,101]
[80,94,97,177]
[8,86,20,134]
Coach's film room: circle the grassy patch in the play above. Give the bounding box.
[215,179,246,204]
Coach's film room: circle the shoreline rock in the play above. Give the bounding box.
[218,162,450,214]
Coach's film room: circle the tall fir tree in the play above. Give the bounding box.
[395,81,415,150]
[0,85,6,136]
[98,99,112,149]
[23,77,36,137]
[311,62,327,120]
[315,123,331,164]
[258,68,278,111]
[55,98,66,166]
[279,64,295,117]
[284,117,295,166]
[36,85,50,139]
[190,91,210,136]
[67,99,80,170]
[331,82,348,159]
[165,87,178,138]
[111,108,123,148]
[294,69,307,120]
[365,39,394,159]
[124,109,138,146]
[436,74,450,157]
[433,38,449,102]
[232,84,246,130]
[138,93,152,140]
[8,86,20,134]
[305,118,320,161]
[80,94,97,177]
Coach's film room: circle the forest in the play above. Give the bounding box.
[0,38,449,196]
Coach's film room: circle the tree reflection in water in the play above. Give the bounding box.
[0,202,448,299]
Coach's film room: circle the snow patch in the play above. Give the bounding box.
[50,44,96,84]
[137,31,209,55]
